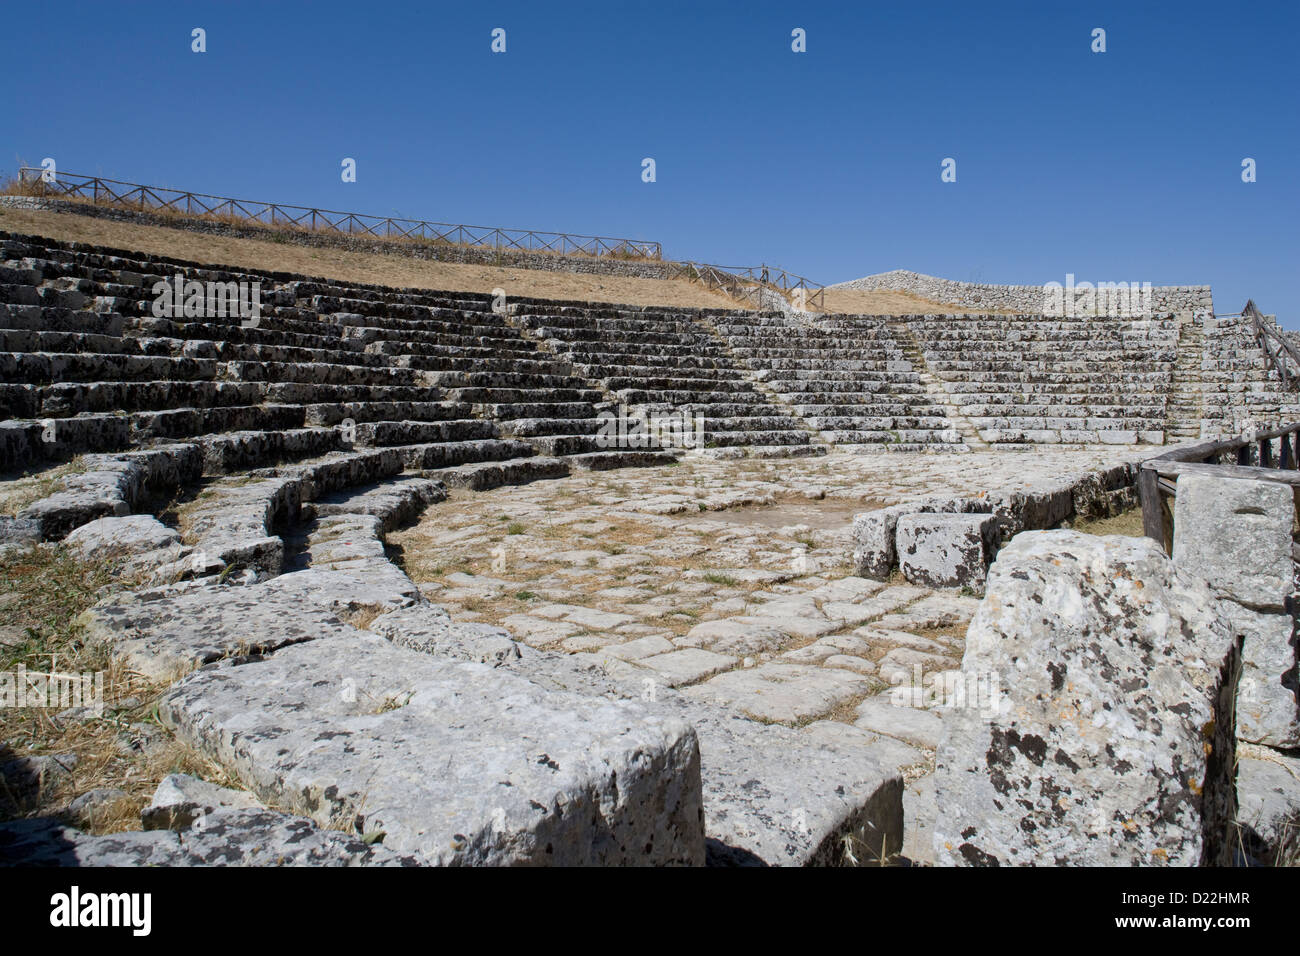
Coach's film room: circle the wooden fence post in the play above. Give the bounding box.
[1138,466,1165,548]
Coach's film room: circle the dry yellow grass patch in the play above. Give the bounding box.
[822,286,1015,316]
[0,544,244,833]
[1068,507,1145,538]
[0,205,744,310]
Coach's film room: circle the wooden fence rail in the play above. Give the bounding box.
[15,168,663,260]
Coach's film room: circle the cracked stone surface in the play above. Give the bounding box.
[932,530,1242,867]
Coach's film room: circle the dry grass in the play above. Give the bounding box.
[0,204,746,311]
[0,457,88,517]
[0,543,239,833]
[1069,507,1145,538]
[1,175,658,262]
[821,286,1015,316]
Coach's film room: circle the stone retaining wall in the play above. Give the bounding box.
[832,269,1212,316]
[851,458,1138,586]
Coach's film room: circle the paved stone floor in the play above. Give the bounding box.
[392,448,1134,750]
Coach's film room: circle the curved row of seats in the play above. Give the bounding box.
[901,314,1180,444]
[513,304,823,456]
[712,313,965,452]
[0,231,675,484]
[0,230,1221,484]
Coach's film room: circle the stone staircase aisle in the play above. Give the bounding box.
[691,311,829,457]
[886,319,989,450]
[1166,315,1204,443]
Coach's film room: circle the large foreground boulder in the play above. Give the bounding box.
[933,531,1241,866]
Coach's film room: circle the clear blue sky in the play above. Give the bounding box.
[3,1,1296,322]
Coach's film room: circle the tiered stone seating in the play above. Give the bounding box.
[0,231,673,491]
[514,304,823,457]
[1201,311,1300,439]
[903,313,1179,445]
[712,313,965,452]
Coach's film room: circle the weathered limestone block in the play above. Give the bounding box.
[1234,749,1300,864]
[297,513,423,605]
[80,575,356,682]
[1096,429,1138,445]
[1229,605,1299,748]
[17,445,201,540]
[484,650,904,866]
[368,602,524,666]
[64,514,181,560]
[1070,463,1135,521]
[682,662,874,724]
[987,481,1075,536]
[142,773,264,831]
[1172,474,1293,610]
[161,633,706,866]
[933,531,1241,866]
[1172,475,1299,747]
[182,477,301,576]
[896,512,998,593]
[852,497,988,581]
[307,476,445,532]
[851,505,911,580]
[0,516,41,544]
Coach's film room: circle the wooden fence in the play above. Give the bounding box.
[670,260,826,311]
[1138,422,1300,553]
[15,168,663,259]
[15,168,831,311]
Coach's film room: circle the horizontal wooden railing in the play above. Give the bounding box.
[13,168,663,260]
[12,169,834,311]
[1138,422,1300,552]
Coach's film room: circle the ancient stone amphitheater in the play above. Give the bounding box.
[1,224,1297,867]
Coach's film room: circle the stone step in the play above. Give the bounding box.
[497,416,605,438]
[394,353,572,376]
[616,388,765,406]
[353,418,498,446]
[302,400,473,426]
[219,360,426,388]
[479,401,601,420]
[822,428,962,445]
[427,455,570,491]
[397,438,536,470]
[303,475,447,533]
[14,444,202,540]
[447,386,604,405]
[199,427,346,475]
[0,303,126,335]
[428,370,586,390]
[704,429,812,447]
[567,449,680,470]
[263,382,442,405]
[0,351,217,384]
[131,403,307,440]
[805,416,954,431]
